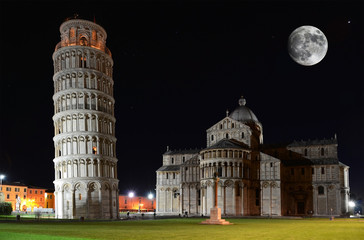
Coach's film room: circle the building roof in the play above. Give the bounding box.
[310,158,339,165]
[229,96,259,124]
[163,148,201,155]
[288,137,337,147]
[261,144,341,166]
[27,185,48,190]
[339,162,349,168]
[203,138,250,151]
[156,165,180,172]
[1,182,27,187]
[181,155,200,166]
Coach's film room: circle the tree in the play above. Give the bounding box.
[0,202,12,215]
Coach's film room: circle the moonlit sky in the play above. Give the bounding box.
[0,1,363,199]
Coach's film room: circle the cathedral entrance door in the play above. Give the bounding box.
[297,202,305,214]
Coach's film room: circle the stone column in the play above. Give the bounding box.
[222,184,226,215]
[313,185,318,216]
[59,190,64,218]
[188,185,191,214]
[232,181,236,215]
[180,185,184,215]
[200,173,231,225]
[99,185,103,218]
[54,191,58,218]
[170,190,173,212]
[240,184,244,216]
[214,177,219,208]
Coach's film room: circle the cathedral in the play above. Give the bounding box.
[156,96,350,217]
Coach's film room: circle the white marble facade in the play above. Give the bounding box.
[52,19,119,219]
[156,97,350,217]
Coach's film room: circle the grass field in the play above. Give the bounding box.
[0,218,363,240]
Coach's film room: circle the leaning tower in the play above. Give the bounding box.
[52,18,119,219]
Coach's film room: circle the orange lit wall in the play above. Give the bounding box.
[0,183,27,211]
[45,192,55,209]
[118,195,156,212]
[26,187,47,210]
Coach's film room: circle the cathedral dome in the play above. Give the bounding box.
[229,96,259,123]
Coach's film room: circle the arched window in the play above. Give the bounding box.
[80,36,88,46]
[232,123,234,128]
[321,148,324,156]
[220,124,222,129]
[217,166,222,177]
[241,132,245,139]
[304,148,308,156]
[211,135,214,141]
[171,158,174,164]
[226,133,229,138]
[318,186,324,195]
[70,28,75,38]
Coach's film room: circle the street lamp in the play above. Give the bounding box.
[128,192,134,212]
[148,193,153,200]
[349,201,356,216]
[148,193,154,212]
[349,201,356,208]
[0,175,5,190]
[0,175,5,202]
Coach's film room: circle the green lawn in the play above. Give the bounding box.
[0,218,363,240]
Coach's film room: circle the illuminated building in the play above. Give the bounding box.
[156,96,350,216]
[0,182,54,211]
[52,18,119,219]
[0,182,27,211]
[45,190,55,209]
[119,195,156,212]
[27,186,47,210]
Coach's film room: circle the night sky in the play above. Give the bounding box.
[0,1,363,199]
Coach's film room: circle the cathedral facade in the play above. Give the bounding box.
[156,97,350,217]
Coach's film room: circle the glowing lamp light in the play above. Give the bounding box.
[349,201,356,208]
[128,192,134,198]
[148,193,153,199]
[0,175,4,188]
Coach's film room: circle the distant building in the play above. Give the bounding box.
[119,195,156,212]
[0,182,54,211]
[0,182,27,211]
[45,189,55,209]
[52,18,119,219]
[27,186,47,210]
[156,96,350,217]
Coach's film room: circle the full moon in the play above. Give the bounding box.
[288,26,328,66]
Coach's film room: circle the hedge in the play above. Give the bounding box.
[0,202,13,215]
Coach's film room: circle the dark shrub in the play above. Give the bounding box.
[0,202,12,215]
